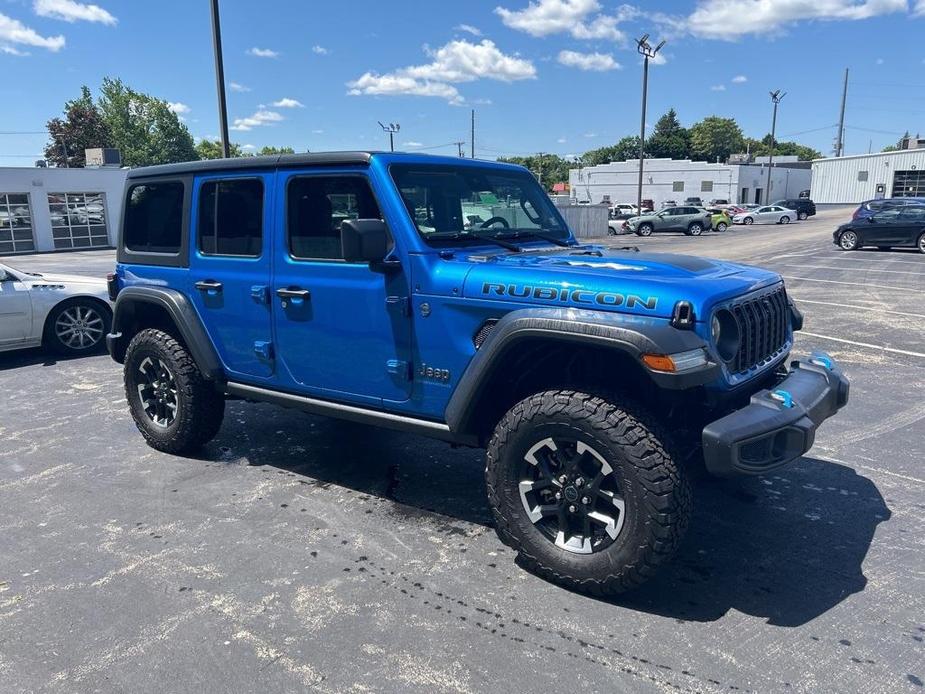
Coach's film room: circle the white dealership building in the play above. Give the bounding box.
[0,165,128,255]
[568,157,811,208]
[810,149,925,204]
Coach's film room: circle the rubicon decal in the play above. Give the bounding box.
[481,283,658,311]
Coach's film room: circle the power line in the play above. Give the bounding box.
[780,124,838,138]
[845,124,906,136]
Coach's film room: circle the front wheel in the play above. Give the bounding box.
[779,216,790,224]
[798,211,808,220]
[486,390,691,595]
[44,299,111,355]
[838,230,859,251]
[715,222,728,232]
[124,328,225,454]
[637,223,653,236]
[687,223,703,236]
[743,216,754,225]
[917,232,925,254]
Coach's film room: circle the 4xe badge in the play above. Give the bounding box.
[419,363,450,383]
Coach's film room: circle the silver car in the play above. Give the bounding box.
[732,205,799,225]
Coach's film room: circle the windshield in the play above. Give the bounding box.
[390,164,569,246]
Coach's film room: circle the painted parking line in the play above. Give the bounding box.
[817,455,925,486]
[782,275,916,291]
[798,331,925,358]
[789,298,925,319]
[780,264,925,276]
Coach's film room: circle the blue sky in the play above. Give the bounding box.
[1,0,923,167]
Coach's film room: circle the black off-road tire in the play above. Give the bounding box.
[485,390,692,595]
[124,328,225,454]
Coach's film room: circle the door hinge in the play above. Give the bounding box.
[253,340,273,360]
[250,285,269,304]
[386,359,412,381]
[385,295,411,317]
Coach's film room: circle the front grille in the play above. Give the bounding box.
[729,285,790,374]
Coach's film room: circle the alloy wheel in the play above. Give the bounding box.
[55,305,104,350]
[918,233,925,254]
[136,356,179,428]
[518,437,626,555]
[839,231,858,250]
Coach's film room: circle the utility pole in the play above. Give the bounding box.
[209,0,231,158]
[765,89,786,205]
[470,109,475,158]
[835,68,848,157]
[377,122,400,152]
[454,141,465,157]
[635,35,665,213]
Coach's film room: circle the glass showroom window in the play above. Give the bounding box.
[0,193,36,254]
[48,192,109,249]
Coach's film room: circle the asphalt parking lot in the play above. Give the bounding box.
[2,206,923,693]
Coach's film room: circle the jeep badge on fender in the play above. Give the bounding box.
[106,151,849,596]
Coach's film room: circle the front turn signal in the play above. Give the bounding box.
[642,348,708,373]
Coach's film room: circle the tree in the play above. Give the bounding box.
[581,136,642,166]
[646,108,690,160]
[44,86,113,167]
[196,139,245,159]
[689,116,745,163]
[258,146,295,155]
[98,77,197,167]
[746,134,821,161]
[498,153,571,190]
[882,131,909,153]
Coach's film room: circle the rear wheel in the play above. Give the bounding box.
[687,222,703,236]
[798,211,808,220]
[918,232,925,254]
[44,298,111,355]
[124,328,225,454]
[743,216,754,225]
[779,216,790,224]
[486,390,691,595]
[838,230,859,251]
[715,221,728,232]
[637,223,653,237]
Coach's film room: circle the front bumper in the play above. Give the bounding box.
[701,353,849,476]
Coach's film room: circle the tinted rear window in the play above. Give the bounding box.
[197,178,264,257]
[124,181,184,254]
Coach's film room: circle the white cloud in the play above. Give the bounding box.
[915,0,925,15]
[1,45,29,56]
[557,137,567,143]
[272,97,304,108]
[731,74,747,83]
[495,0,634,41]
[229,82,251,93]
[312,129,324,134]
[584,132,598,138]
[312,45,329,55]
[242,144,256,150]
[34,0,116,25]
[557,49,620,71]
[710,84,726,91]
[247,46,278,58]
[347,39,535,104]
[649,52,668,65]
[875,57,884,64]
[685,0,907,40]
[455,23,483,35]
[230,109,284,131]
[403,141,424,147]
[167,102,191,114]
[0,12,65,51]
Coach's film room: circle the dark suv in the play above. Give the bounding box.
[852,197,925,221]
[105,152,849,595]
[772,198,815,220]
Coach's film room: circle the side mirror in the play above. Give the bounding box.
[867,216,876,223]
[341,218,392,264]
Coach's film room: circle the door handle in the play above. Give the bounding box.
[195,279,223,293]
[276,287,310,304]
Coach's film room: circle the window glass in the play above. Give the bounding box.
[288,176,382,260]
[672,181,684,192]
[857,171,868,182]
[390,165,567,245]
[124,182,184,254]
[900,207,925,222]
[0,193,35,253]
[700,180,713,192]
[873,208,902,222]
[198,178,263,257]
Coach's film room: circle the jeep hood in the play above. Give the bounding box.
[459,247,782,320]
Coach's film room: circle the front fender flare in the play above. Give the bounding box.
[444,307,718,437]
[107,286,223,380]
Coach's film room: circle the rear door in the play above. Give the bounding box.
[897,207,925,246]
[863,208,905,246]
[188,173,275,381]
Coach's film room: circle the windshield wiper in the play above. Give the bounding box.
[499,229,571,248]
[428,231,523,252]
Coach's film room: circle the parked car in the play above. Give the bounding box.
[660,199,677,209]
[625,206,713,236]
[0,262,112,354]
[607,213,633,235]
[610,203,638,217]
[732,205,798,225]
[640,198,655,212]
[104,151,849,595]
[706,208,732,232]
[833,204,925,253]
[771,198,816,220]
[851,197,925,221]
[798,190,811,198]
[708,198,730,206]
[684,197,703,206]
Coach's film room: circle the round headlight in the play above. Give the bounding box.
[712,309,740,362]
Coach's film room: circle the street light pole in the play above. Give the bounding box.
[378,121,400,152]
[765,89,786,204]
[209,0,231,158]
[635,35,665,213]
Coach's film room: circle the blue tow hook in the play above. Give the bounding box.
[770,389,794,408]
[810,352,833,370]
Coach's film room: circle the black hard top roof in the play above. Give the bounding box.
[126,151,377,179]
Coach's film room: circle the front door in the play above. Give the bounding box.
[0,271,32,346]
[863,208,906,246]
[271,170,413,405]
[188,173,274,380]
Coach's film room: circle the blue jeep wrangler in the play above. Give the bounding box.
[107,152,849,594]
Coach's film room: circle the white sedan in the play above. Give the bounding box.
[0,262,112,355]
[732,205,798,225]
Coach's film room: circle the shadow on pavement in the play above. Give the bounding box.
[0,346,106,371]
[206,403,888,627]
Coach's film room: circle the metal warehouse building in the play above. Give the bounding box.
[568,158,811,209]
[810,149,925,204]
[0,166,127,255]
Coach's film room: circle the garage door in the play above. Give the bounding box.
[892,170,925,198]
[48,192,110,249]
[0,193,36,254]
